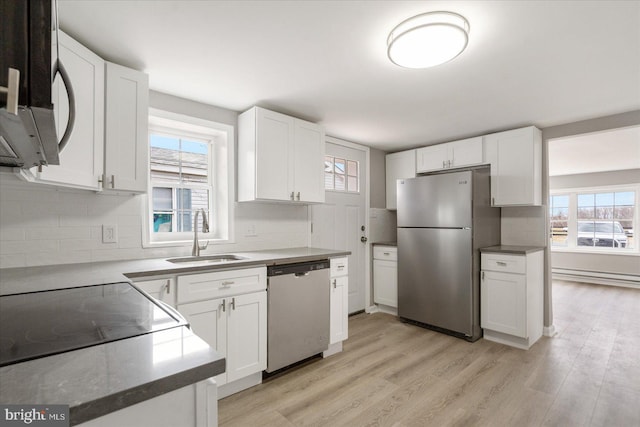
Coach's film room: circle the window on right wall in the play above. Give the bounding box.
[550,188,637,252]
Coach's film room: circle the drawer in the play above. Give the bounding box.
[373,246,397,261]
[481,253,525,274]
[177,266,266,304]
[330,257,348,277]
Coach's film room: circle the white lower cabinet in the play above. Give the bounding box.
[481,250,544,349]
[133,277,176,307]
[324,257,348,357]
[373,246,397,309]
[77,378,218,427]
[176,267,267,396]
[178,292,266,386]
[329,276,348,344]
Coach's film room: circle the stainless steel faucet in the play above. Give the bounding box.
[192,208,210,256]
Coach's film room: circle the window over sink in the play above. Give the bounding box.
[144,109,234,247]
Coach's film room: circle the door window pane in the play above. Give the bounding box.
[324,156,360,193]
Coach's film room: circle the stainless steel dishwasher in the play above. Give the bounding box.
[266,259,330,373]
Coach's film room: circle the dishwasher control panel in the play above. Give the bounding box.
[267,259,330,277]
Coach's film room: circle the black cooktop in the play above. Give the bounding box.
[0,282,186,367]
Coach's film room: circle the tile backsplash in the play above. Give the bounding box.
[500,205,548,248]
[369,208,397,243]
[0,174,309,268]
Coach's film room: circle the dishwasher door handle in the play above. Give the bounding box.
[294,272,311,277]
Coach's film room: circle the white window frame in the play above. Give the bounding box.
[143,109,235,248]
[324,155,361,194]
[550,184,639,255]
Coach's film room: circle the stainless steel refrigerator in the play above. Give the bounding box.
[396,167,500,341]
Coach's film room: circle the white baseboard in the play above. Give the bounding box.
[364,305,378,314]
[217,372,262,399]
[553,269,639,289]
[366,304,398,316]
[322,341,343,358]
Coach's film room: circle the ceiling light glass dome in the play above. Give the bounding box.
[387,11,470,69]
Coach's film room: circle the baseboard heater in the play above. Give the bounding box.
[552,268,640,288]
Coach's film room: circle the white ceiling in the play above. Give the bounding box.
[58,0,640,152]
[548,126,640,176]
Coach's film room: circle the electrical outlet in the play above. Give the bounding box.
[102,224,118,243]
[246,224,257,237]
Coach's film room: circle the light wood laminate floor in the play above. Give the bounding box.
[219,281,640,426]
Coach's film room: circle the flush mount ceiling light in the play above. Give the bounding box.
[387,11,470,69]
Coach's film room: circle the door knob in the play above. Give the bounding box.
[361,236,368,243]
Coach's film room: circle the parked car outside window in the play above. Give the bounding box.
[577,221,628,248]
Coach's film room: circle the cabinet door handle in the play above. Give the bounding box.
[337,265,344,270]
[491,197,495,206]
[448,160,451,168]
[110,175,115,189]
[442,160,446,168]
[221,299,226,312]
[165,279,171,295]
[383,252,390,255]
[482,271,485,280]
[221,281,234,287]
[230,297,236,310]
[496,261,507,267]
[332,279,337,288]
[296,192,301,201]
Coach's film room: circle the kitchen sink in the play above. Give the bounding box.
[167,254,247,264]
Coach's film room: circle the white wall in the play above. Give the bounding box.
[0,91,310,269]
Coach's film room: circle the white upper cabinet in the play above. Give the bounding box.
[484,126,542,206]
[18,32,149,193]
[33,31,105,190]
[104,62,149,193]
[238,106,325,203]
[385,149,416,210]
[293,119,325,203]
[416,136,483,173]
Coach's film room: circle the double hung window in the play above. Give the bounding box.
[550,188,636,252]
[146,111,233,246]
